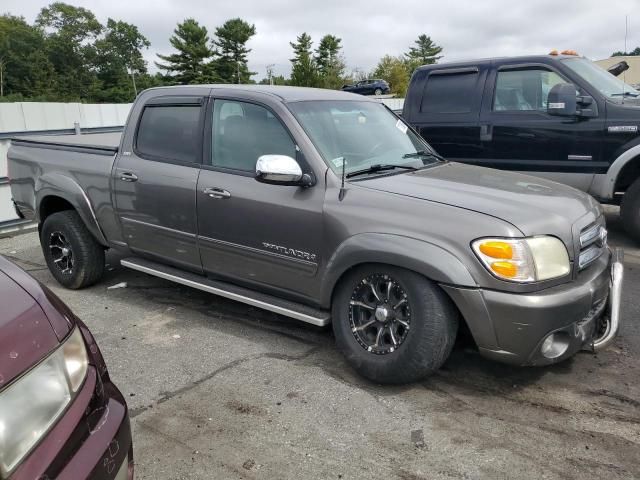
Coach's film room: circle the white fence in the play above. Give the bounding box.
[379,97,405,111]
[0,102,132,133]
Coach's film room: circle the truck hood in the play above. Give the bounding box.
[356,162,601,236]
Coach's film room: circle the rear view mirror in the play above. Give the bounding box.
[547,83,578,117]
[255,155,313,187]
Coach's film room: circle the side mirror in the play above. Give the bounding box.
[255,155,313,186]
[607,60,629,77]
[547,83,578,116]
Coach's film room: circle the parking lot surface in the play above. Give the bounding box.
[2,207,638,480]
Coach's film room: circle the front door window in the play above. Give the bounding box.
[211,100,296,172]
[494,68,566,111]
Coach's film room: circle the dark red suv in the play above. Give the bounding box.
[0,256,132,479]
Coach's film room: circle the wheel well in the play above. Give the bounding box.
[330,262,454,302]
[614,155,640,194]
[39,196,75,223]
[329,262,472,337]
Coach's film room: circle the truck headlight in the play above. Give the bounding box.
[0,327,88,476]
[472,236,570,282]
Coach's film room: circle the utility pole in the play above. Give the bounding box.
[129,58,138,97]
[0,58,5,98]
[131,71,138,97]
[266,64,275,85]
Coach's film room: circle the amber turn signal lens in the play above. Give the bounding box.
[490,261,518,278]
[479,241,513,259]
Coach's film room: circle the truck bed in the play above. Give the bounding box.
[12,132,121,154]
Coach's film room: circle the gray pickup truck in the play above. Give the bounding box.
[8,85,624,383]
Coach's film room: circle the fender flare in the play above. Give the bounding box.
[595,143,640,200]
[35,173,108,247]
[318,233,477,307]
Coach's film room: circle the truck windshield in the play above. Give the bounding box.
[288,100,440,175]
[562,57,640,99]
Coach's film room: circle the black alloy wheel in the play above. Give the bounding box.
[332,264,459,384]
[348,273,411,355]
[49,231,74,275]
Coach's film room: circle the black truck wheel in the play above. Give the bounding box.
[332,264,458,384]
[41,210,105,289]
[621,177,640,242]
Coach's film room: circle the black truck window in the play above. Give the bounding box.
[494,69,565,111]
[211,100,296,171]
[420,71,479,114]
[136,104,202,163]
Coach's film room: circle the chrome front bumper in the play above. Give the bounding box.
[592,247,624,351]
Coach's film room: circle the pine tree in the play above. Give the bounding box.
[315,34,345,89]
[290,33,318,87]
[213,18,256,84]
[156,19,217,84]
[405,34,443,74]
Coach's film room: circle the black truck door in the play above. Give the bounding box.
[406,66,486,162]
[477,63,605,191]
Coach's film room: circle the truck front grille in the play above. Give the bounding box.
[578,222,607,270]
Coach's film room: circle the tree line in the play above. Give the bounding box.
[612,47,640,56]
[0,1,444,102]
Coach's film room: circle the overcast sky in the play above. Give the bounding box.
[3,0,640,79]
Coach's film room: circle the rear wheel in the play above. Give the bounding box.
[41,210,105,289]
[332,264,458,383]
[621,177,640,242]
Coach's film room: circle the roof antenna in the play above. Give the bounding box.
[339,157,347,201]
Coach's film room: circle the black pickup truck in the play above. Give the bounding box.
[403,54,640,240]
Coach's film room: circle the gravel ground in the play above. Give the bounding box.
[1,206,638,480]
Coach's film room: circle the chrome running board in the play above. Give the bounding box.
[120,257,330,327]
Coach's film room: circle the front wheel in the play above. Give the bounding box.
[41,210,105,289]
[621,177,640,242]
[374,88,383,96]
[332,265,459,383]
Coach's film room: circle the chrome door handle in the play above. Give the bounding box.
[120,172,138,182]
[203,187,231,199]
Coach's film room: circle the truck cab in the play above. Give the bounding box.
[403,54,640,240]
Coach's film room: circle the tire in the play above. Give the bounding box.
[332,264,458,384]
[374,88,383,96]
[621,177,640,242]
[40,210,105,289]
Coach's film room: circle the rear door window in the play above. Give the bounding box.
[420,70,480,114]
[136,103,202,163]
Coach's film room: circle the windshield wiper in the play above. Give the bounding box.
[346,164,418,179]
[611,91,639,97]
[402,150,446,162]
